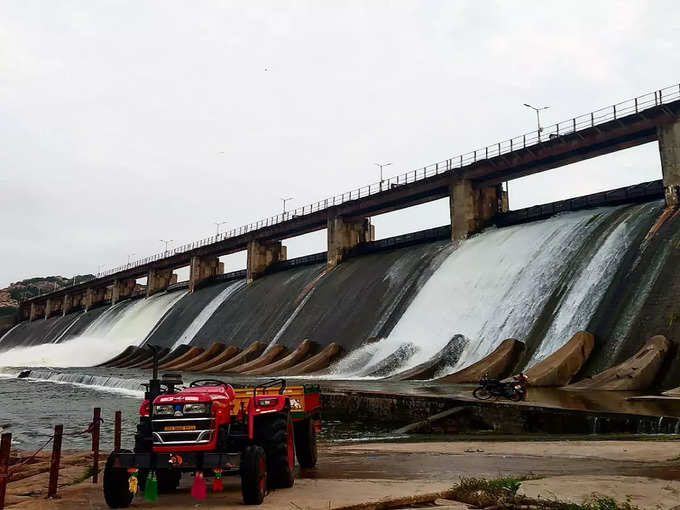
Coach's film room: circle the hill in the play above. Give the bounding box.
[0,275,95,318]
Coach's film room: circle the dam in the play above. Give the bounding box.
[2,85,680,432]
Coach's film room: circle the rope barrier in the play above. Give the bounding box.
[2,418,101,479]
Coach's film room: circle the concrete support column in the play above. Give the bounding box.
[84,287,107,310]
[189,256,225,292]
[62,294,73,316]
[111,278,136,305]
[44,297,62,319]
[658,120,680,207]
[327,213,374,268]
[146,268,175,296]
[29,302,45,321]
[247,240,286,283]
[63,292,84,315]
[449,179,505,241]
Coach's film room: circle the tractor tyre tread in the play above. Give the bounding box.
[241,445,266,505]
[103,450,134,509]
[255,413,295,489]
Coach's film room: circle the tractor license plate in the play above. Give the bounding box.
[164,425,196,431]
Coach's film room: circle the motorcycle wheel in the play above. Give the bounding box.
[509,391,523,402]
[473,387,492,400]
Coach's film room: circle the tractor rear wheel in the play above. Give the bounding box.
[294,417,318,468]
[241,445,267,505]
[103,450,134,509]
[255,413,295,489]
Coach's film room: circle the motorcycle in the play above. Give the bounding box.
[473,373,527,402]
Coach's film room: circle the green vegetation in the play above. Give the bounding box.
[450,477,640,510]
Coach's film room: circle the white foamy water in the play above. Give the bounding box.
[353,206,632,378]
[0,291,187,367]
[170,280,245,350]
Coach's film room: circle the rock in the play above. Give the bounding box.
[437,338,524,383]
[522,331,594,387]
[566,335,670,391]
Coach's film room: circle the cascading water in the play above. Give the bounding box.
[0,291,187,367]
[351,202,663,379]
[168,280,245,350]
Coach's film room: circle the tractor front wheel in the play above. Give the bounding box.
[294,417,318,468]
[241,445,267,505]
[103,450,134,509]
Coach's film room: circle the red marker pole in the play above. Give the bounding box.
[92,408,101,484]
[47,425,63,498]
[0,433,12,510]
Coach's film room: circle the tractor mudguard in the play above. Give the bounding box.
[247,395,290,438]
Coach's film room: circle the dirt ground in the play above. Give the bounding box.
[4,440,680,509]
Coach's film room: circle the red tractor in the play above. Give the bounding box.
[103,348,321,507]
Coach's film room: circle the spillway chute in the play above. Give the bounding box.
[436,338,524,383]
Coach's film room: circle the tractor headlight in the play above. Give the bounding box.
[183,403,209,414]
[257,397,277,407]
[154,404,174,416]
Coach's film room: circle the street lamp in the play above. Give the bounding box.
[160,239,173,255]
[281,197,293,216]
[523,103,549,141]
[214,220,228,236]
[127,253,136,266]
[375,162,392,190]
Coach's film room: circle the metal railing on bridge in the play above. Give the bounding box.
[96,84,680,279]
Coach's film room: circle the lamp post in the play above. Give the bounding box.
[375,162,391,190]
[160,239,173,256]
[281,197,293,217]
[127,253,135,267]
[523,103,549,142]
[214,220,228,236]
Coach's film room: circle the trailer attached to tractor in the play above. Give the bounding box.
[103,349,321,507]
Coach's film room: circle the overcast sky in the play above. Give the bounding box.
[1,1,678,287]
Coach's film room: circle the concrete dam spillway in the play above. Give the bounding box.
[2,198,680,391]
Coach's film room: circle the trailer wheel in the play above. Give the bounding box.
[103,450,134,509]
[241,445,267,505]
[255,413,295,489]
[294,417,318,468]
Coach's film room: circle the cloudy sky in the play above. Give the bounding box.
[1,1,677,287]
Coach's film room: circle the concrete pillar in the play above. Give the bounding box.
[327,213,374,268]
[189,256,224,292]
[62,294,73,316]
[658,120,680,207]
[84,287,107,310]
[247,240,286,283]
[63,292,84,315]
[29,302,45,321]
[44,297,62,319]
[450,179,504,241]
[147,268,175,296]
[111,278,136,305]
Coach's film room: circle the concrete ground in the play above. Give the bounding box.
[5,440,680,509]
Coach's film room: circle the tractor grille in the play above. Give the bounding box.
[151,417,215,445]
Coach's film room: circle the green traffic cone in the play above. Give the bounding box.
[144,471,158,501]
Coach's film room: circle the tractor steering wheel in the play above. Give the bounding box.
[189,379,228,388]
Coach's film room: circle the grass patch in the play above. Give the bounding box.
[450,477,640,509]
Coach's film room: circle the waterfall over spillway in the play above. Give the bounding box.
[353,202,663,378]
[0,291,186,367]
[168,280,245,350]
